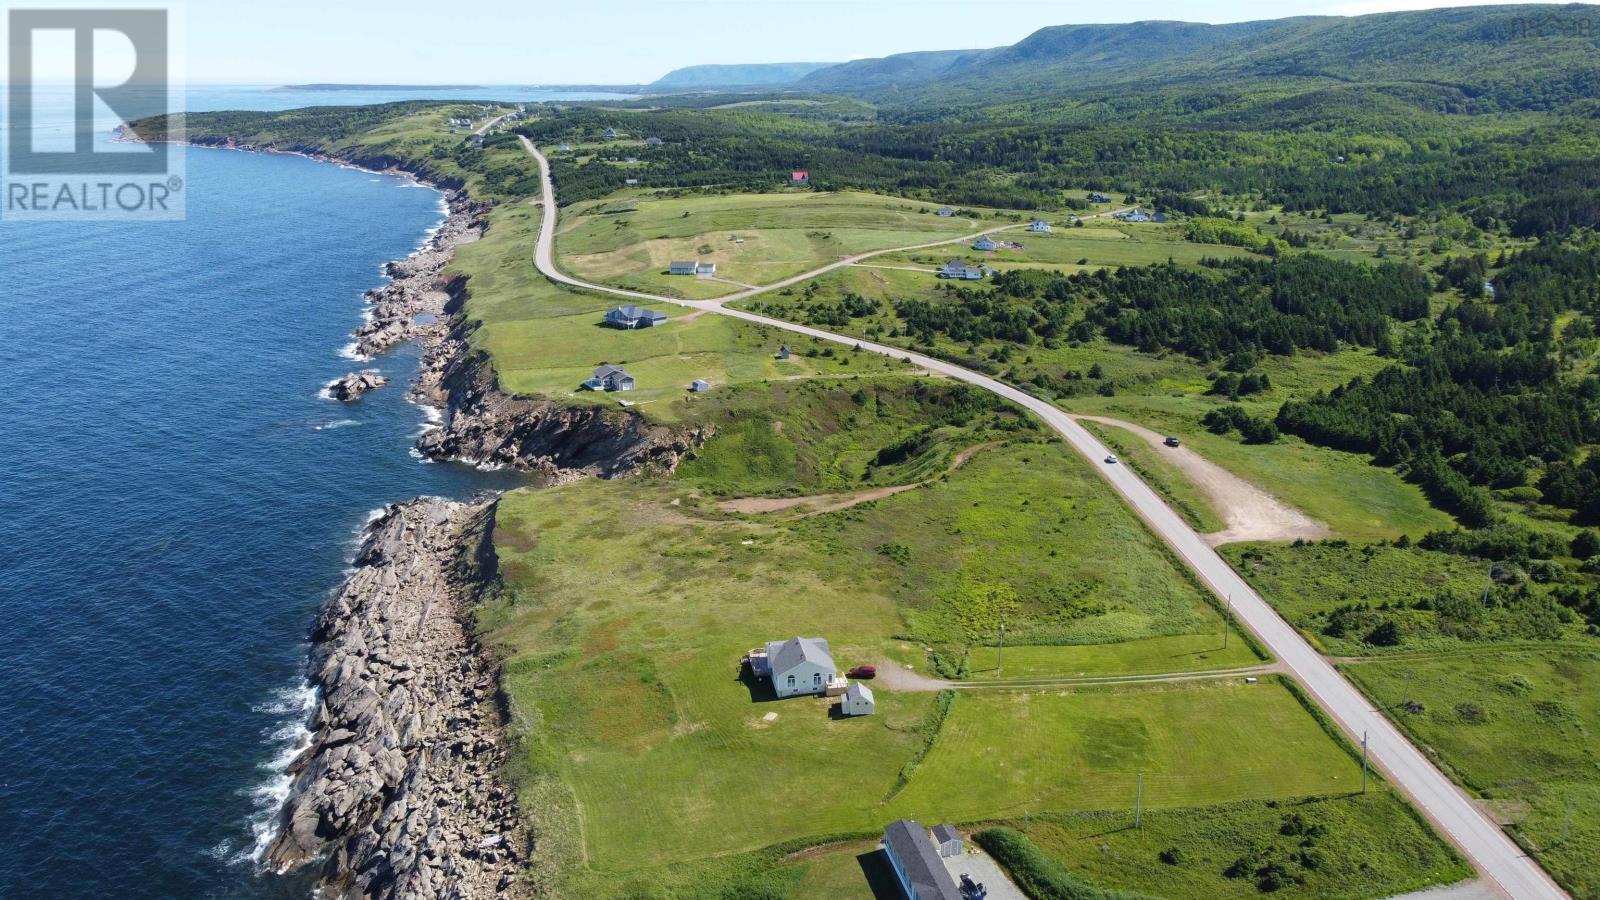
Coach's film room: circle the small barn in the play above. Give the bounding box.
[696,262,717,276]
[932,824,963,858]
[777,345,791,360]
[791,170,809,185]
[690,379,711,393]
[669,260,699,276]
[840,682,875,717]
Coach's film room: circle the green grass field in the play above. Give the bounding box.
[449,203,910,421]
[887,679,1362,821]
[1225,540,1594,656]
[554,190,989,292]
[1345,651,1600,897]
[1082,420,1229,534]
[874,220,1257,272]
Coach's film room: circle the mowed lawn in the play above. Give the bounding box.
[554,190,990,293]
[452,203,909,420]
[1345,651,1600,897]
[888,679,1363,822]
[876,221,1256,272]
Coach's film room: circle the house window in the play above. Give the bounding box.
[813,673,823,686]
[786,675,795,688]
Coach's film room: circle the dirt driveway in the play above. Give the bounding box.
[1074,415,1329,546]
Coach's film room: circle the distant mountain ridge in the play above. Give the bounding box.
[788,4,1600,109]
[648,62,837,89]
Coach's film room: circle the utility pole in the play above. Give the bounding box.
[1403,671,1413,707]
[997,620,1005,674]
[1361,731,1370,794]
[1223,595,1232,650]
[1135,773,1143,829]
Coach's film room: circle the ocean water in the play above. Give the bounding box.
[0,86,612,897]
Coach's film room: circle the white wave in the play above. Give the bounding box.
[337,342,371,362]
[313,419,360,432]
[246,681,317,867]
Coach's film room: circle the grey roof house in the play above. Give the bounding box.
[883,819,963,900]
[582,364,635,392]
[973,235,1001,252]
[604,305,668,329]
[766,636,839,698]
[937,206,955,217]
[669,260,699,276]
[940,259,986,280]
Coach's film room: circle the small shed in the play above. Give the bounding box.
[840,682,875,716]
[932,824,962,858]
[937,206,955,217]
[690,379,711,393]
[696,262,717,276]
[777,345,791,360]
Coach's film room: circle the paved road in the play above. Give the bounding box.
[519,137,1564,899]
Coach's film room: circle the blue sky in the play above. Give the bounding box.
[87,0,1600,84]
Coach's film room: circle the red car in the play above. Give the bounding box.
[847,665,877,679]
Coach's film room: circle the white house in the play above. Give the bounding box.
[883,820,963,900]
[936,207,955,217]
[1029,218,1052,233]
[840,682,875,717]
[669,260,699,276]
[766,637,839,698]
[696,262,717,276]
[973,235,1001,251]
[940,259,986,281]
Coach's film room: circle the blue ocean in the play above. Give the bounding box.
[0,85,619,897]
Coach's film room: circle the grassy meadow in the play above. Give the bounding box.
[1345,651,1600,897]
[554,190,990,296]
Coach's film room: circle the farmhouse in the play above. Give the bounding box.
[1029,218,1052,233]
[937,207,955,217]
[582,364,634,392]
[883,820,963,900]
[762,637,842,698]
[669,260,699,276]
[840,682,875,717]
[604,305,668,329]
[940,259,986,280]
[973,235,1001,251]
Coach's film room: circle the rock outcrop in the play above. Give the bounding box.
[265,499,523,899]
[331,372,389,402]
[413,336,710,481]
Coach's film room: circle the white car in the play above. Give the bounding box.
[1104,454,1119,465]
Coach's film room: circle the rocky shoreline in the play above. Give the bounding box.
[265,498,524,899]
[145,134,713,897]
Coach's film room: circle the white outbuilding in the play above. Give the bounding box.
[840,682,875,717]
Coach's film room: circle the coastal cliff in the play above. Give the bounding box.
[266,498,522,899]
[414,328,710,480]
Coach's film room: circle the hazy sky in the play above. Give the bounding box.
[21,0,1599,85]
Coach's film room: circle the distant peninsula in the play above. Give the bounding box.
[274,83,492,92]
